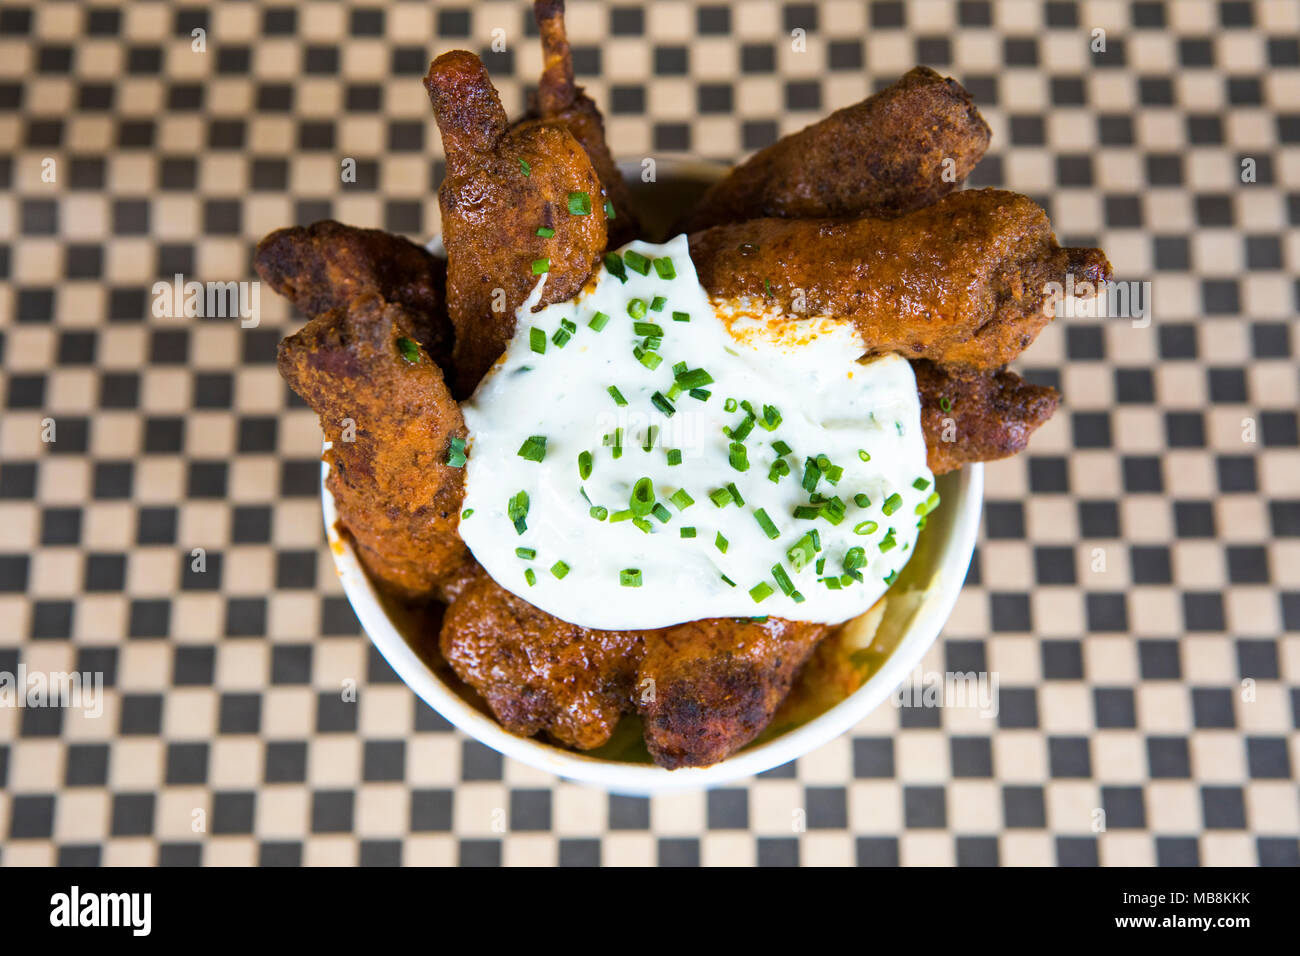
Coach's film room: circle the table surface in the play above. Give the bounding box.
[0,0,1297,866]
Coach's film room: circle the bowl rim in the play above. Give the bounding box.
[319,157,985,794]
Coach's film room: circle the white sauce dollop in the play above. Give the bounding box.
[458,235,935,630]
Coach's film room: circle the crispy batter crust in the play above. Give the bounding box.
[913,359,1061,474]
[426,50,608,396]
[278,296,470,600]
[255,219,454,370]
[691,189,1111,370]
[678,66,991,233]
[529,0,641,245]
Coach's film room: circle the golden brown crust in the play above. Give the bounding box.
[691,189,1111,370]
[426,50,608,396]
[913,360,1061,474]
[636,617,830,769]
[677,66,991,232]
[530,0,641,245]
[278,296,470,600]
[254,219,454,370]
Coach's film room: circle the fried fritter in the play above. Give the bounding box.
[913,360,1060,474]
[636,617,830,769]
[691,189,1111,370]
[529,0,641,245]
[439,568,644,750]
[255,219,454,370]
[278,295,470,600]
[426,50,608,396]
[678,66,990,233]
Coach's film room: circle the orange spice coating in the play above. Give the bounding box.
[426,50,608,396]
[677,66,991,233]
[690,189,1111,370]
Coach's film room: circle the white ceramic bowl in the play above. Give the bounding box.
[320,160,984,793]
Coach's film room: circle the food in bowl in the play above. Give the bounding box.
[255,1,1109,769]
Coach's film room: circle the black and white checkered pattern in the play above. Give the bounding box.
[0,0,1296,866]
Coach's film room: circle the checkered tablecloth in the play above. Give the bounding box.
[0,0,1297,866]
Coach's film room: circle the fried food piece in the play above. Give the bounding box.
[913,360,1060,474]
[255,219,454,370]
[530,0,640,245]
[678,67,990,233]
[691,189,1111,370]
[637,617,830,769]
[426,50,608,395]
[440,568,645,750]
[278,294,470,600]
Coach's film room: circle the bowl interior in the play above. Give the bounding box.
[324,159,984,793]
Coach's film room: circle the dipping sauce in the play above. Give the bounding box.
[458,235,936,630]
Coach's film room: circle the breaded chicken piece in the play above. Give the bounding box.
[255,219,454,371]
[913,360,1060,474]
[636,617,830,769]
[691,189,1111,370]
[439,568,644,750]
[426,50,608,396]
[678,66,991,233]
[528,0,640,245]
[278,295,470,600]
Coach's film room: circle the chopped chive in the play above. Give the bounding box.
[666,448,682,466]
[653,257,676,279]
[650,295,667,312]
[724,398,738,413]
[939,397,952,413]
[882,493,903,516]
[854,519,878,535]
[620,568,642,587]
[588,310,611,331]
[604,199,616,218]
[720,574,736,587]
[884,570,899,585]
[843,547,866,572]
[917,491,941,516]
[758,405,782,431]
[531,258,550,274]
[715,532,729,554]
[728,442,750,472]
[507,490,530,532]
[727,482,745,506]
[753,508,780,540]
[578,450,593,479]
[515,547,536,560]
[460,508,473,519]
[674,367,714,389]
[529,327,546,354]
[651,391,675,417]
[763,278,773,298]
[749,581,774,603]
[642,425,658,452]
[623,249,651,275]
[854,493,871,508]
[633,345,663,370]
[627,298,648,319]
[517,435,547,462]
[551,560,570,579]
[604,252,627,283]
[609,509,632,522]
[773,440,792,457]
[536,226,555,238]
[632,517,653,534]
[669,489,695,511]
[589,505,608,520]
[816,557,826,574]
[629,476,656,517]
[651,502,672,523]
[709,487,733,508]
[519,158,531,176]
[801,458,822,492]
[607,385,628,407]
[879,529,898,552]
[551,319,574,348]
[787,533,816,571]
[858,449,871,461]
[913,477,931,490]
[672,310,690,322]
[446,436,467,468]
[524,568,537,586]
[567,191,592,215]
[680,526,696,538]
[821,576,841,590]
[772,564,796,597]
[396,336,421,364]
[633,321,663,337]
